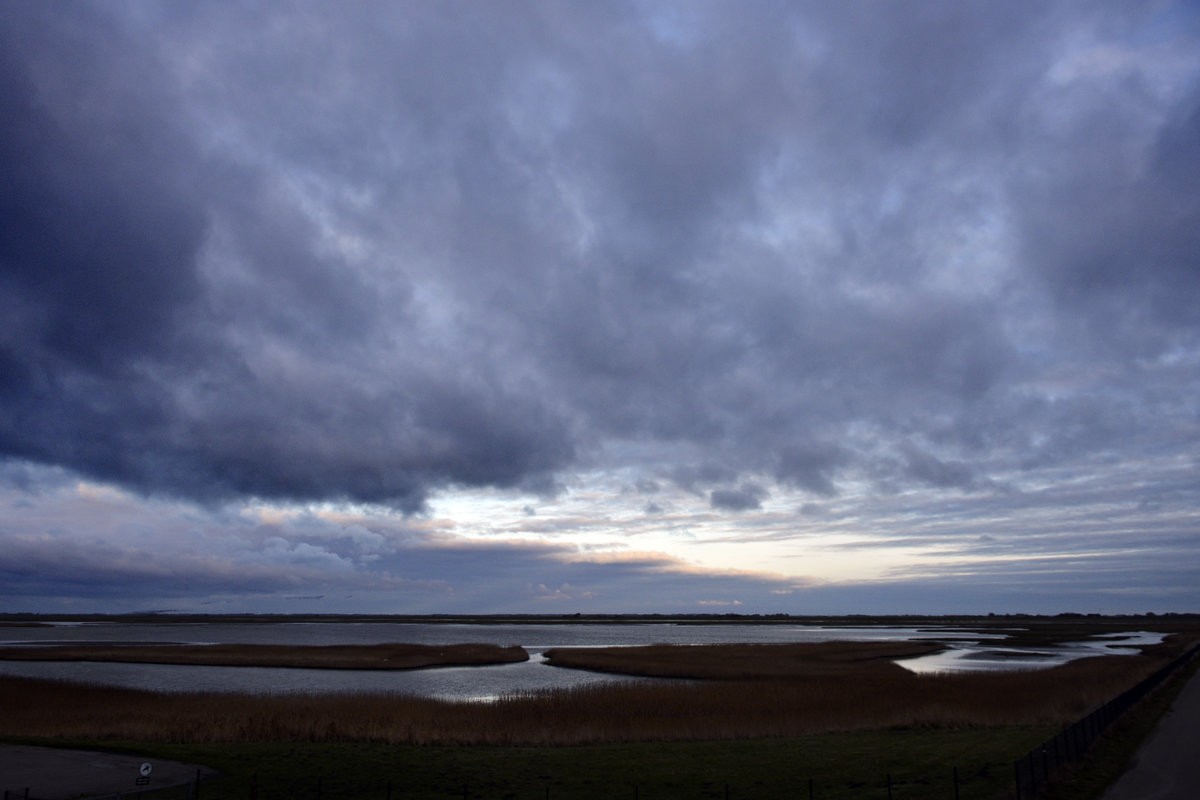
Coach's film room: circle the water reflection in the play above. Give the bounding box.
[897,631,1164,674]
[0,647,642,699]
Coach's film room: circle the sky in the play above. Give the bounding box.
[2,1,1199,616]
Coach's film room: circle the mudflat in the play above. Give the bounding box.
[0,744,218,800]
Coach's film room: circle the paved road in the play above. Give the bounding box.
[1101,663,1200,800]
[0,744,217,800]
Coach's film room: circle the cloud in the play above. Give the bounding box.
[5,1,1196,512]
[0,3,579,512]
[1,1,1199,612]
[0,473,817,612]
[710,483,768,512]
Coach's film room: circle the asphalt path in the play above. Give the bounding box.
[0,744,218,800]
[1101,663,1200,800]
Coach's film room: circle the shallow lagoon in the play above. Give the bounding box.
[0,621,1162,699]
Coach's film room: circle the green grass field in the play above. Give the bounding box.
[34,727,1055,800]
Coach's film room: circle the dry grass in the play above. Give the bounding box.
[0,642,527,670]
[1,637,1187,747]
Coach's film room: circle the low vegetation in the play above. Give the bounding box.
[0,642,527,670]
[0,636,1188,746]
[3,621,1198,800]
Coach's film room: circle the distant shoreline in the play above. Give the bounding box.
[3,611,1196,626]
[5,614,1195,656]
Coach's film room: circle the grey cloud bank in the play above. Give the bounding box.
[1,1,1198,613]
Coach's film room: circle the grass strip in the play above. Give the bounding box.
[25,728,1055,800]
[0,642,528,670]
[542,640,946,679]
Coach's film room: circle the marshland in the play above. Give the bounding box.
[2,614,1198,799]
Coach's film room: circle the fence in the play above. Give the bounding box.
[1013,640,1200,798]
[2,773,203,800]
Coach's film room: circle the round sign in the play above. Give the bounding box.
[140,762,153,777]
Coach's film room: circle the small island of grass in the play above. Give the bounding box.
[541,640,946,680]
[0,642,528,670]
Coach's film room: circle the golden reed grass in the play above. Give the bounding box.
[0,637,1187,746]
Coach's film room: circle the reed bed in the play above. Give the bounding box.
[0,642,528,670]
[0,637,1184,746]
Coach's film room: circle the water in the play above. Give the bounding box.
[0,621,1163,699]
[898,630,1164,674]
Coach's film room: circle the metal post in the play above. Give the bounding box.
[808,777,813,800]
[886,772,892,800]
[1014,759,1022,800]
[954,766,959,800]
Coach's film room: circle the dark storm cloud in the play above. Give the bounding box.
[0,533,331,601]
[1014,74,1200,357]
[710,483,767,512]
[0,5,207,374]
[1,0,1198,532]
[0,2,577,510]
